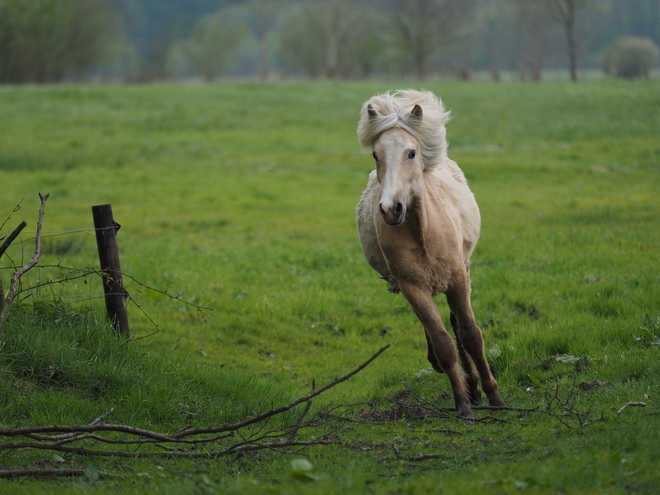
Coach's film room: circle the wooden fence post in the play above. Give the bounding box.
[92,204,130,338]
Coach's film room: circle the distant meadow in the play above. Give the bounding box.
[0,79,659,493]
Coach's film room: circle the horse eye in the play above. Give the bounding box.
[408,150,416,160]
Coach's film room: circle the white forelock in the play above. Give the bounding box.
[357,89,451,170]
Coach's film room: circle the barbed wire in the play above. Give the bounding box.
[2,228,103,235]
[1,227,114,249]
[1,225,214,341]
[13,294,107,303]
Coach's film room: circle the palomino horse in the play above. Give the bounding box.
[356,90,506,419]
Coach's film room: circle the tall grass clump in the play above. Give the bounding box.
[0,301,298,428]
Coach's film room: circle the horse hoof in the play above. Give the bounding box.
[457,406,475,420]
[488,395,507,408]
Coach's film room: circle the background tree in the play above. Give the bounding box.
[277,0,363,79]
[514,0,550,81]
[0,0,117,83]
[392,0,476,79]
[254,0,276,81]
[476,0,510,81]
[277,4,326,78]
[338,6,391,78]
[166,11,248,81]
[3,0,659,82]
[112,0,234,79]
[320,0,358,78]
[611,0,660,47]
[546,0,588,82]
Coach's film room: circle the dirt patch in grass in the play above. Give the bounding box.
[348,390,451,423]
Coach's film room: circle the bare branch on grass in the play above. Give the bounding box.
[532,349,608,428]
[0,345,389,476]
[0,468,120,480]
[472,405,538,413]
[288,398,314,442]
[617,402,646,414]
[392,444,448,462]
[322,385,538,426]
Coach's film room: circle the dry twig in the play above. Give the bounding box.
[617,402,646,414]
[0,468,114,480]
[0,345,389,473]
[0,193,49,330]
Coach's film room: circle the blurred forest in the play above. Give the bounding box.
[0,0,658,83]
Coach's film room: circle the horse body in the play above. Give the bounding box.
[356,90,505,419]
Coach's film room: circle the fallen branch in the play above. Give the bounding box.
[617,402,646,414]
[171,344,390,439]
[533,348,608,428]
[472,405,539,413]
[0,468,99,479]
[0,345,389,467]
[392,444,447,462]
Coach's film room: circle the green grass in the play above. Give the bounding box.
[0,306,298,428]
[0,79,659,493]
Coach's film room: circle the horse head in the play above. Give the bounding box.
[369,104,425,226]
[358,90,451,227]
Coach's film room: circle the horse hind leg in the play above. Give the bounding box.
[451,313,482,404]
[446,282,506,408]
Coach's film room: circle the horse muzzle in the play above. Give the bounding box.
[379,201,406,226]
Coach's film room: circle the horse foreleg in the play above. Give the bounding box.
[400,281,474,419]
[450,313,482,404]
[446,283,506,408]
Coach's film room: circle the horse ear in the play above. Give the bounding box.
[367,104,379,120]
[410,104,423,121]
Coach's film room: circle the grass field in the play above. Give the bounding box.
[0,79,659,494]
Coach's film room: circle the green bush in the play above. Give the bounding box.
[602,36,659,79]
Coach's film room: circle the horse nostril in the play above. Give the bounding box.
[379,203,387,216]
[394,203,404,216]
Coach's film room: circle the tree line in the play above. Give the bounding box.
[1,0,658,83]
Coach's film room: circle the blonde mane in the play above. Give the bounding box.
[357,89,451,170]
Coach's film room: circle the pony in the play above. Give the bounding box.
[355,90,506,419]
